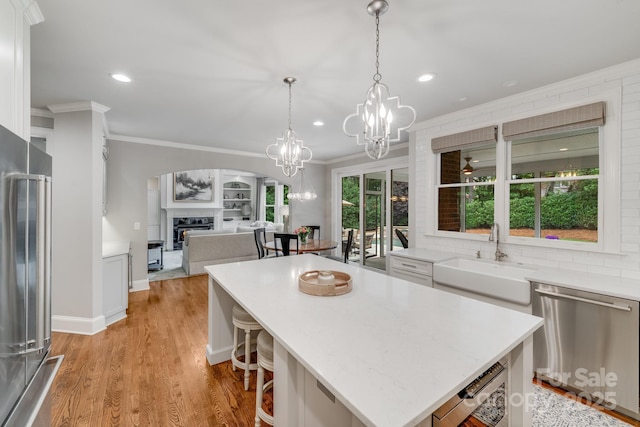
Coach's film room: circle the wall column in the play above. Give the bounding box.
[49,101,109,335]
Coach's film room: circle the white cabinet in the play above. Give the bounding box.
[389,254,434,287]
[0,0,42,137]
[388,249,455,287]
[103,251,129,326]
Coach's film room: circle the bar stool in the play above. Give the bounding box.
[255,330,274,427]
[231,304,262,391]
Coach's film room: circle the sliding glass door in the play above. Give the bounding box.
[391,168,409,251]
[363,172,386,269]
[338,164,409,271]
[340,175,360,263]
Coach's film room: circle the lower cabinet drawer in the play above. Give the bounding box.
[390,268,433,287]
[389,256,433,276]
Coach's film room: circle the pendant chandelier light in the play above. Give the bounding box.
[266,77,312,177]
[287,168,317,201]
[343,0,416,160]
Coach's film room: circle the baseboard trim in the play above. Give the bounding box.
[130,278,150,292]
[206,344,232,366]
[52,314,106,335]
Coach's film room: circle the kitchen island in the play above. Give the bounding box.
[206,255,543,426]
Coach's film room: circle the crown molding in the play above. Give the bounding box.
[325,141,409,165]
[47,101,110,114]
[108,133,321,164]
[17,0,44,25]
[31,107,53,118]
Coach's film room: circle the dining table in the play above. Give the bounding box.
[263,238,338,254]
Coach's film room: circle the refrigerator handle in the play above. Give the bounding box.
[43,177,52,346]
[34,175,50,352]
[14,174,50,356]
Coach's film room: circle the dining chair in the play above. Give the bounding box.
[253,227,274,259]
[305,225,320,240]
[324,229,354,263]
[273,233,299,256]
[395,229,409,249]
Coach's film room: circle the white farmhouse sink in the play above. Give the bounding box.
[433,258,537,305]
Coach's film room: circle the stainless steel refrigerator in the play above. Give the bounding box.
[1,124,62,426]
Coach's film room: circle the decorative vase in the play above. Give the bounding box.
[299,233,307,245]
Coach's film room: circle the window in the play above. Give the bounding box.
[433,126,498,235]
[265,184,276,222]
[508,129,599,243]
[263,182,289,223]
[433,101,612,249]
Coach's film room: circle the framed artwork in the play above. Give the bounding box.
[174,170,213,201]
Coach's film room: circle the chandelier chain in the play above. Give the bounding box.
[288,80,293,130]
[373,12,382,83]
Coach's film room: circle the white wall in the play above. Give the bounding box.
[411,59,640,280]
[103,139,327,283]
[0,0,43,137]
[49,106,106,334]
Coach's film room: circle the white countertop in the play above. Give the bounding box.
[206,255,543,426]
[102,241,130,258]
[526,269,640,301]
[389,248,456,263]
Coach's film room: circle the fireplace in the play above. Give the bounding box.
[173,217,214,250]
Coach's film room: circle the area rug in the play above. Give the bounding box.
[148,250,189,282]
[472,384,630,426]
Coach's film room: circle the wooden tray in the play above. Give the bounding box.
[298,270,352,296]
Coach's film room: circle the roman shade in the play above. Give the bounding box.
[502,101,605,141]
[431,125,497,153]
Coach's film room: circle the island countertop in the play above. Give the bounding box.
[206,255,543,426]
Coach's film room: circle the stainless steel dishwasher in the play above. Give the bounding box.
[533,282,639,416]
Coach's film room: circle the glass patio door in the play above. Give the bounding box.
[338,164,408,272]
[340,175,360,263]
[363,172,386,270]
[391,168,409,252]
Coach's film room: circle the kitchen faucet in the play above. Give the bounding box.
[488,223,508,261]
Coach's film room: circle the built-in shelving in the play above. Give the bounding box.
[223,181,253,222]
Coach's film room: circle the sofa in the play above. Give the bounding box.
[181,222,283,275]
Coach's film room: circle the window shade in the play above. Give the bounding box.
[431,125,497,153]
[502,101,605,141]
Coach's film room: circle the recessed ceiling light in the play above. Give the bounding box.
[111,73,131,83]
[458,96,468,102]
[417,73,436,83]
[502,80,518,88]
[559,148,568,151]
[313,120,324,126]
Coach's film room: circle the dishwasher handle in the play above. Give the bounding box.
[534,288,632,312]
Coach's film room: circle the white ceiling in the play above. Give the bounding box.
[30,0,640,162]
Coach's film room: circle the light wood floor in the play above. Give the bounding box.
[49,274,263,426]
[49,274,640,427]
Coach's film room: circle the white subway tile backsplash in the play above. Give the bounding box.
[533,96,560,109]
[621,243,640,253]
[623,74,640,85]
[559,88,590,102]
[587,264,621,277]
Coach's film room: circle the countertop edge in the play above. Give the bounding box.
[102,241,130,258]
